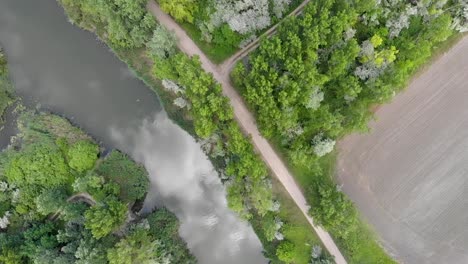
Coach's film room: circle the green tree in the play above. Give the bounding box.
[105,0,156,48]
[5,143,70,187]
[67,140,99,173]
[310,184,357,240]
[35,188,68,216]
[147,25,177,59]
[63,226,115,264]
[159,0,198,23]
[0,249,22,264]
[95,151,149,203]
[60,202,88,223]
[107,228,166,264]
[60,0,155,49]
[73,173,104,196]
[21,222,60,260]
[212,24,241,49]
[261,213,277,241]
[146,209,196,263]
[84,198,127,239]
[276,241,296,263]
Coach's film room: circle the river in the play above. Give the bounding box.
[0,1,266,263]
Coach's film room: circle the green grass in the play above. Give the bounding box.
[270,136,394,263]
[250,174,328,264]
[273,176,330,263]
[180,22,239,64]
[230,71,395,263]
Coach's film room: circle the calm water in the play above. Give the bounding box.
[0,1,266,263]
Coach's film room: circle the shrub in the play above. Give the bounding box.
[95,151,149,203]
[84,198,127,239]
[68,140,99,173]
[276,241,296,263]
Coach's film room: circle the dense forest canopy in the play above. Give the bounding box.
[0,111,194,264]
[235,0,460,153]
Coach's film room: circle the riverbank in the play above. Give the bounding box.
[0,49,16,126]
[115,42,331,264]
[2,0,273,261]
[0,109,194,263]
[0,47,194,262]
[56,0,333,263]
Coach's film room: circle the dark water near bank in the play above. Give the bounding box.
[0,1,265,263]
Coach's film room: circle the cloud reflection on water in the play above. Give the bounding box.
[110,113,267,264]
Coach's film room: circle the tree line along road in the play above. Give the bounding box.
[147,1,348,264]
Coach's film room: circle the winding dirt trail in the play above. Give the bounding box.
[147,2,347,263]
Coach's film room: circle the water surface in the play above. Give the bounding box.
[0,1,266,263]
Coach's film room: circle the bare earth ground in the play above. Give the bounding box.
[337,36,468,264]
[147,2,347,263]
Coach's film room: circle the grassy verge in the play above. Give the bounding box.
[407,32,466,82]
[271,137,394,263]
[232,67,395,263]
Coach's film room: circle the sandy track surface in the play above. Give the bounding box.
[337,36,468,263]
[147,1,347,263]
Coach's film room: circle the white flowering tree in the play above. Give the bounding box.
[173,97,188,109]
[273,0,292,18]
[305,88,324,110]
[452,0,468,32]
[162,79,184,94]
[0,211,10,229]
[210,0,271,34]
[312,133,335,157]
[354,35,398,81]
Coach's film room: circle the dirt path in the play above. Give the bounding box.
[337,36,468,263]
[49,192,97,221]
[147,2,347,263]
[67,192,97,205]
